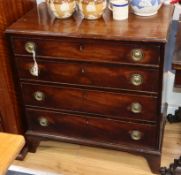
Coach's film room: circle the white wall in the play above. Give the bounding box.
[173,4,181,20]
[36,0,44,4]
[165,5,181,114]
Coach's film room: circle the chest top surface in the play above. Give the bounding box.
[6,3,174,42]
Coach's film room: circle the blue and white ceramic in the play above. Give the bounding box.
[130,0,163,16]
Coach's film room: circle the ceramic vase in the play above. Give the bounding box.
[46,0,76,19]
[78,0,107,20]
[130,0,163,16]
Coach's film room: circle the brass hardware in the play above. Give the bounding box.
[79,45,84,52]
[130,130,142,141]
[25,42,36,53]
[34,91,45,101]
[39,117,48,127]
[131,49,143,62]
[81,68,85,73]
[130,74,143,86]
[29,65,39,76]
[130,102,142,114]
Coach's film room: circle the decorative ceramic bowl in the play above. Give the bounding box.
[130,0,163,16]
[78,0,107,20]
[46,0,76,19]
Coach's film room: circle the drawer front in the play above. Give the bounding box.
[12,37,160,65]
[22,83,158,121]
[26,108,157,149]
[16,58,159,92]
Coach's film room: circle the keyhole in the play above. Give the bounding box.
[79,45,84,52]
[81,68,85,74]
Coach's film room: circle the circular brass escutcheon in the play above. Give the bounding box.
[34,91,45,101]
[130,130,142,141]
[130,74,143,86]
[130,102,142,114]
[25,42,36,53]
[39,117,48,127]
[131,49,144,62]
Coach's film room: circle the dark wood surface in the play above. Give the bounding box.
[0,125,3,132]
[26,108,158,149]
[174,70,181,88]
[0,113,4,131]
[6,3,174,43]
[12,37,161,66]
[0,0,36,133]
[6,3,174,174]
[21,83,158,122]
[16,57,160,93]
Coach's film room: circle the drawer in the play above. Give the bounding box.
[26,108,157,149]
[12,37,160,65]
[21,83,158,121]
[16,58,159,92]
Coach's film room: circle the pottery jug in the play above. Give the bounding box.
[130,0,163,16]
[46,0,76,19]
[78,0,107,20]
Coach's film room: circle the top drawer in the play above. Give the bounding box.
[11,37,160,65]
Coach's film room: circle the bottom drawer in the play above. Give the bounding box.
[26,108,158,149]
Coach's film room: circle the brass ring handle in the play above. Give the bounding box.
[131,49,144,62]
[130,130,143,141]
[130,102,142,114]
[25,42,36,53]
[34,91,45,101]
[130,74,143,86]
[39,117,48,127]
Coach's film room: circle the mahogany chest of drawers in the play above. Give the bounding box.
[6,3,174,173]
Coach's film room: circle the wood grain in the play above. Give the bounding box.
[6,3,174,43]
[0,0,36,133]
[12,37,160,65]
[11,122,181,175]
[5,3,174,173]
[21,83,158,122]
[0,133,25,175]
[25,108,158,149]
[16,57,160,93]
[0,113,4,131]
